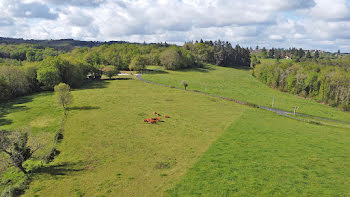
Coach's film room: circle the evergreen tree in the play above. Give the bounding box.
[306,51,312,58]
[268,48,275,58]
[261,47,268,58]
[275,50,281,60]
[298,48,305,58]
[314,50,320,59]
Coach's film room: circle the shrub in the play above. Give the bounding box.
[181,80,188,90]
[43,148,60,164]
[129,55,146,71]
[102,66,119,79]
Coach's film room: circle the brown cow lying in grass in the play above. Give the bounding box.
[144,112,170,124]
[144,118,158,124]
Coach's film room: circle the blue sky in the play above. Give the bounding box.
[1,0,350,52]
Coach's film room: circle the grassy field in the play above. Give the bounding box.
[167,108,350,196]
[16,78,246,196]
[1,66,350,196]
[142,65,350,122]
[0,91,63,134]
[0,91,63,193]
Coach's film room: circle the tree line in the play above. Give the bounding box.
[0,37,129,51]
[253,58,350,110]
[251,46,342,63]
[184,40,251,67]
[0,44,61,61]
[0,40,250,101]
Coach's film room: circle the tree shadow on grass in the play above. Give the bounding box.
[0,162,85,196]
[177,65,216,73]
[151,70,169,74]
[66,106,100,111]
[78,80,110,90]
[0,96,33,127]
[103,77,133,81]
[142,69,169,74]
[32,162,85,176]
[0,119,13,127]
[230,66,252,70]
[178,68,209,73]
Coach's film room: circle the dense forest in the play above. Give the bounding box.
[0,40,250,101]
[250,47,341,67]
[184,40,251,67]
[253,58,350,110]
[0,44,62,61]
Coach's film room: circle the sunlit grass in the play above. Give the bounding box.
[19,79,246,196]
[1,65,350,196]
[168,108,350,196]
[142,64,350,122]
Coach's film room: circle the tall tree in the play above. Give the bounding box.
[129,55,147,71]
[314,50,320,59]
[298,48,305,58]
[306,51,312,58]
[261,47,268,58]
[0,76,10,100]
[268,48,275,58]
[54,83,73,111]
[102,66,119,79]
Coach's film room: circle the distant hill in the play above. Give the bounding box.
[0,37,130,51]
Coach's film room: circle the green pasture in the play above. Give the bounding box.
[142,65,350,122]
[15,78,245,196]
[168,108,350,196]
[1,66,350,196]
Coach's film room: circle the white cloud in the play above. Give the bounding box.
[25,0,106,7]
[308,0,350,21]
[0,0,58,19]
[1,0,350,51]
[269,35,283,40]
[0,18,13,26]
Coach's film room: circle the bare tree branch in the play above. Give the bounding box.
[0,128,39,174]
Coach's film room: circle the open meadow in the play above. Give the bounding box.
[1,66,350,196]
[142,65,350,123]
[2,77,247,196]
[141,65,350,196]
[168,108,350,196]
[1,1,350,196]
